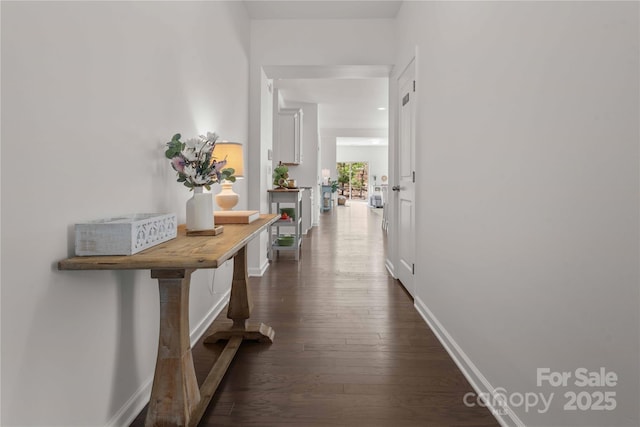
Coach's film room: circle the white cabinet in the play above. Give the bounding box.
[277,108,303,165]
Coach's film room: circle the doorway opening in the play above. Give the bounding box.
[260,66,390,233]
[336,161,369,201]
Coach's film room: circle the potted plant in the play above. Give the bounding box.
[273,163,290,189]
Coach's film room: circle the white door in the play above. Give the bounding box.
[395,59,416,297]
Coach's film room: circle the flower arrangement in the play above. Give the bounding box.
[165,132,236,190]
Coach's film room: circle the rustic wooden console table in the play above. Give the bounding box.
[58,214,279,427]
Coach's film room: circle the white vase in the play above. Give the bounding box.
[186,187,215,231]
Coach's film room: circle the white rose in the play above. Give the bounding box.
[193,173,210,185]
[184,137,199,149]
[182,147,199,162]
[205,132,218,143]
[183,164,196,178]
[194,137,209,152]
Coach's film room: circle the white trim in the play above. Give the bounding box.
[385,258,396,278]
[414,296,525,427]
[105,376,153,427]
[107,288,231,427]
[248,259,269,277]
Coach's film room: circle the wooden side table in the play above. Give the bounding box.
[58,214,279,427]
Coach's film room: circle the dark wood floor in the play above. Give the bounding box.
[132,202,499,427]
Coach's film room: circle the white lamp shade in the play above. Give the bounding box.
[321,168,330,184]
[213,142,243,210]
[214,142,244,177]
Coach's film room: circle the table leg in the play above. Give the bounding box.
[204,245,275,343]
[146,269,200,427]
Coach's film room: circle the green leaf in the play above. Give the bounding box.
[172,133,181,141]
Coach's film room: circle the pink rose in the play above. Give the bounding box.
[171,156,186,173]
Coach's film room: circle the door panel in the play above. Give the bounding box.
[396,59,416,297]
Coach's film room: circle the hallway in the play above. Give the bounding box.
[132,202,499,426]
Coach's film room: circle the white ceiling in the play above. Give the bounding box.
[244,0,403,20]
[276,78,389,131]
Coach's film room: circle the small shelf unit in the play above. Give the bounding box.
[321,185,334,212]
[268,189,302,261]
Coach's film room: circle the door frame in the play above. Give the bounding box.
[386,51,418,293]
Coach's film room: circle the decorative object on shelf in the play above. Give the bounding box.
[212,142,244,210]
[273,162,290,189]
[280,208,295,220]
[277,235,294,246]
[322,169,330,185]
[74,213,177,256]
[214,210,259,224]
[164,132,236,231]
[186,225,224,236]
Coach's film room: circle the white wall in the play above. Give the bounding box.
[320,135,338,182]
[251,19,396,67]
[1,1,249,425]
[395,2,639,426]
[247,69,273,276]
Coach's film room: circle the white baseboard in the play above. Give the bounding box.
[248,258,269,277]
[413,296,525,427]
[107,288,231,427]
[385,258,396,278]
[105,376,153,427]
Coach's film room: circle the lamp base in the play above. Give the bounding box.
[215,181,239,210]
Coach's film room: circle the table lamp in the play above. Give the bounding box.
[214,142,244,210]
[322,169,330,185]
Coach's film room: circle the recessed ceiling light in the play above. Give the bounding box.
[377,107,387,111]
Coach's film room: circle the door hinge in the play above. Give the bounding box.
[413,80,416,92]
[412,171,415,183]
[412,263,415,274]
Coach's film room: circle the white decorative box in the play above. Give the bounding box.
[75,213,177,256]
